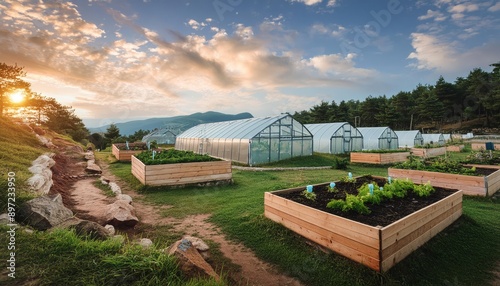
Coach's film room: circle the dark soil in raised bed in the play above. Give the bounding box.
[472,167,499,176]
[277,176,459,227]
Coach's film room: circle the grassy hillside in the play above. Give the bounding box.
[0,117,47,212]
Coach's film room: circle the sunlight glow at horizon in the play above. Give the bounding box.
[8,90,25,104]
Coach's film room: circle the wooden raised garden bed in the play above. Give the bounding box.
[264,176,462,272]
[411,147,446,158]
[388,167,500,197]
[112,143,147,161]
[131,155,232,187]
[445,145,464,152]
[350,152,410,164]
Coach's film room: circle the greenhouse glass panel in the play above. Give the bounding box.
[176,114,312,165]
[305,122,363,154]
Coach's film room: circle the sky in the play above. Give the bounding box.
[0,0,499,128]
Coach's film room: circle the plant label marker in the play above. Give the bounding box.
[306,185,312,193]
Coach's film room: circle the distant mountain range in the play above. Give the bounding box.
[88,111,254,136]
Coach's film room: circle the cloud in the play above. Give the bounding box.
[418,9,448,21]
[289,0,322,5]
[407,32,500,74]
[0,0,381,121]
[488,2,500,12]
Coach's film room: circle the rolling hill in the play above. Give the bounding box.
[88,111,254,136]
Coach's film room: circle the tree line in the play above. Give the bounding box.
[293,62,500,131]
[0,63,89,142]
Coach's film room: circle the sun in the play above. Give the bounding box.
[9,90,25,104]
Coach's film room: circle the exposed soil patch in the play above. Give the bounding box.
[278,176,459,227]
[70,179,115,224]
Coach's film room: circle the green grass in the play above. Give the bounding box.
[0,117,47,212]
[0,228,226,286]
[106,157,499,286]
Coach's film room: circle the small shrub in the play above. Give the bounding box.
[332,157,349,170]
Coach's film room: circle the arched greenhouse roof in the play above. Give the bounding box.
[305,122,363,154]
[422,133,445,145]
[357,127,395,140]
[177,114,305,140]
[395,130,423,147]
[357,127,398,150]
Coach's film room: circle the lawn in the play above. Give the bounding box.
[102,151,500,286]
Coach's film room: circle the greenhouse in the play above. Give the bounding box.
[305,122,363,154]
[175,114,313,166]
[357,127,399,150]
[422,133,445,146]
[142,128,178,144]
[395,130,424,148]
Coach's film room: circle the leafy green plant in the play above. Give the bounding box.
[301,189,317,201]
[135,149,219,165]
[383,179,414,198]
[327,194,371,215]
[395,155,479,176]
[413,182,435,197]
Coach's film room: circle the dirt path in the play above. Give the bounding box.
[67,157,303,286]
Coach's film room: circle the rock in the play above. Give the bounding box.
[137,238,153,248]
[109,182,122,195]
[73,220,110,240]
[36,134,57,149]
[116,194,132,203]
[166,239,220,282]
[0,213,12,225]
[18,194,73,231]
[27,153,55,194]
[100,176,110,185]
[104,200,138,228]
[86,159,102,174]
[32,154,56,168]
[182,235,210,252]
[104,224,116,236]
[84,151,95,161]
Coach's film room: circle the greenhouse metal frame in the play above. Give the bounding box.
[422,133,445,146]
[175,114,313,166]
[305,122,363,154]
[395,130,424,148]
[357,127,399,150]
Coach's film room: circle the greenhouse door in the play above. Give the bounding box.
[279,139,292,160]
[343,128,352,153]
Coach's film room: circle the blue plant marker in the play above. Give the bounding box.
[152,150,156,160]
[306,185,313,193]
[147,141,151,150]
[348,172,353,179]
[379,187,384,191]
[388,176,392,184]
[330,182,336,189]
[126,141,129,150]
[368,184,374,195]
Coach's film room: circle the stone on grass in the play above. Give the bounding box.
[137,238,153,248]
[116,194,132,203]
[18,194,73,231]
[109,182,122,195]
[104,224,116,236]
[104,200,138,228]
[166,239,220,282]
[73,220,110,240]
